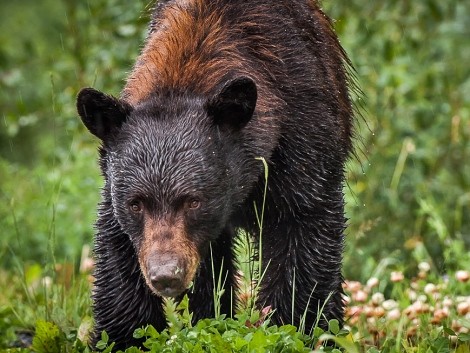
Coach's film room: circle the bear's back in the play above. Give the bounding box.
[125,1,349,124]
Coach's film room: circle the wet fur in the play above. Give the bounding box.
[83,0,354,349]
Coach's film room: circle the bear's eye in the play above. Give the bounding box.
[187,199,200,210]
[129,200,143,214]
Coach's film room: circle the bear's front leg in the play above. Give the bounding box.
[187,227,236,322]
[255,217,345,333]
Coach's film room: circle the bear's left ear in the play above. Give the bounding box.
[76,88,132,141]
[207,76,257,131]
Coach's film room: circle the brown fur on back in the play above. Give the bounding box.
[123,1,277,104]
[122,0,353,145]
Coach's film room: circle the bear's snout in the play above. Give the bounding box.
[147,256,187,298]
[139,217,201,298]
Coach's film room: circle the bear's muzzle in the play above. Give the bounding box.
[147,255,187,297]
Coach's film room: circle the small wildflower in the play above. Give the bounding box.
[367,317,377,327]
[405,300,429,318]
[382,299,398,311]
[387,308,401,320]
[366,277,379,289]
[406,324,418,338]
[373,306,385,318]
[353,290,368,303]
[442,296,453,307]
[418,262,431,273]
[344,280,362,292]
[456,270,470,283]
[363,305,374,317]
[423,283,436,294]
[431,308,449,324]
[452,319,463,333]
[391,271,404,282]
[407,289,417,301]
[458,322,469,334]
[346,306,362,324]
[348,305,363,316]
[417,294,428,303]
[371,292,385,306]
[80,245,95,273]
[457,301,470,316]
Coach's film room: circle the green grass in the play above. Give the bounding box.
[1,250,469,352]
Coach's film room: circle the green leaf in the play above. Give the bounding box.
[443,325,456,336]
[95,340,107,350]
[32,320,62,353]
[101,330,109,343]
[313,326,324,338]
[458,333,470,343]
[320,333,360,353]
[101,342,115,353]
[250,330,268,349]
[133,327,145,339]
[328,319,340,335]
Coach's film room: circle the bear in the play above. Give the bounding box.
[76,0,354,349]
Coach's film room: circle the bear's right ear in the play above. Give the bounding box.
[76,88,132,141]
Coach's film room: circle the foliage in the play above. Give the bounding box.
[324,0,470,279]
[0,266,92,350]
[1,264,468,352]
[0,0,149,267]
[115,296,321,353]
[27,293,348,353]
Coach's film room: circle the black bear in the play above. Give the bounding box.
[77,0,354,349]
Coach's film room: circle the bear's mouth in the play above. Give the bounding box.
[142,255,197,298]
[153,284,187,298]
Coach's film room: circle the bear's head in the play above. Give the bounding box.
[77,77,257,298]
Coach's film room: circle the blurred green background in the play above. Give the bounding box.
[0,0,469,280]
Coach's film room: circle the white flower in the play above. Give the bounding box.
[456,270,469,282]
[442,296,453,307]
[371,292,385,305]
[391,271,404,282]
[367,277,379,288]
[424,283,436,294]
[353,290,368,303]
[457,302,470,316]
[387,308,401,320]
[418,262,431,272]
[382,299,398,311]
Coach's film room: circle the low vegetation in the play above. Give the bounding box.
[1,244,469,352]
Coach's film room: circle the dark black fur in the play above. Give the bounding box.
[77,0,354,349]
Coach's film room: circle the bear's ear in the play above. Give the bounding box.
[76,88,132,141]
[207,76,257,131]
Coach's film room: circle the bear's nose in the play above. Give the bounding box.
[148,260,185,298]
